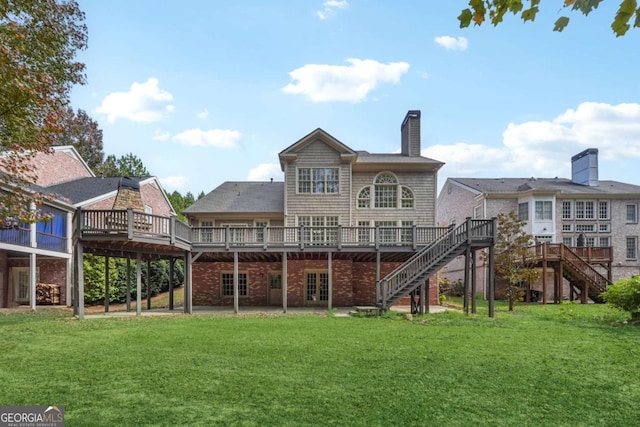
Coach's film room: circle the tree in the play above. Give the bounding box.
[98,153,150,177]
[52,107,104,171]
[601,275,640,321]
[166,190,196,222]
[0,0,87,225]
[494,211,541,311]
[459,0,640,37]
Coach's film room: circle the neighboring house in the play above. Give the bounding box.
[0,182,75,309]
[0,146,176,309]
[183,110,450,309]
[437,148,640,296]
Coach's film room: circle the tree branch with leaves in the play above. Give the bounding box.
[0,0,87,226]
[459,0,640,37]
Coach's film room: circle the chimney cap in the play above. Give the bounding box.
[401,110,421,128]
[571,148,598,162]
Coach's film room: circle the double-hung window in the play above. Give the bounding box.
[627,204,638,224]
[626,237,638,259]
[297,168,339,194]
[535,201,552,220]
[518,202,529,222]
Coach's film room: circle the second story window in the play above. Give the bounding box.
[298,168,339,194]
[535,201,552,220]
[358,187,371,208]
[562,201,572,219]
[518,202,529,221]
[576,201,595,219]
[374,173,398,208]
[627,204,638,223]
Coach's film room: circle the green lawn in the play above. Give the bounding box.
[0,303,639,426]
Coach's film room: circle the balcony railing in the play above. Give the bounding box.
[0,227,67,253]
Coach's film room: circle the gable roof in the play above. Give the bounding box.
[278,128,358,170]
[449,177,640,196]
[183,181,284,214]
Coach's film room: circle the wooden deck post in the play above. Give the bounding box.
[542,243,547,304]
[146,259,151,310]
[557,262,563,303]
[104,255,110,313]
[76,241,84,320]
[425,280,430,314]
[488,217,497,318]
[471,250,477,314]
[375,250,381,303]
[126,256,131,312]
[169,257,174,310]
[282,252,288,314]
[136,252,142,316]
[463,246,470,314]
[419,282,425,315]
[328,251,333,310]
[233,251,239,314]
[184,250,192,314]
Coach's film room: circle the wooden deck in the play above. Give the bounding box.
[76,209,495,254]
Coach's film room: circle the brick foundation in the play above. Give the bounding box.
[192,259,439,308]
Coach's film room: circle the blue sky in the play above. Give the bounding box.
[70,1,640,196]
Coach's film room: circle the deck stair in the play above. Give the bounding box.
[531,243,611,303]
[377,219,495,310]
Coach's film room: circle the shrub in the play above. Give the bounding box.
[601,276,640,321]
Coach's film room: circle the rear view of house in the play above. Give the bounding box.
[184,111,448,310]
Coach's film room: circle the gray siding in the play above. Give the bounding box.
[284,139,352,226]
[351,170,437,227]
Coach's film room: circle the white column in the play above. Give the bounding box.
[66,212,73,307]
[29,253,36,310]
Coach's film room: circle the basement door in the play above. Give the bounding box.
[305,271,328,307]
[268,273,282,306]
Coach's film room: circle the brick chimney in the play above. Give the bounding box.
[112,177,145,210]
[401,110,421,157]
[571,148,599,186]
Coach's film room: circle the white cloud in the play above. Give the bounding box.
[96,78,174,123]
[152,129,170,141]
[197,108,209,119]
[160,175,188,189]
[434,36,468,51]
[247,163,284,181]
[317,0,348,20]
[173,128,241,148]
[425,102,640,183]
[283,58,409,103]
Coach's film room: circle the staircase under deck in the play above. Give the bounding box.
[377,218,497,317]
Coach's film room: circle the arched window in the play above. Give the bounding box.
[374,173,398,208]
[401,186,414,208]
[357,187,371,208]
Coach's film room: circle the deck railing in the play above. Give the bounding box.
[77,209,461,250]
[190,225,452,249]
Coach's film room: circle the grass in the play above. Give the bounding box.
[1,303,639,426]
[85,287,184,313]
